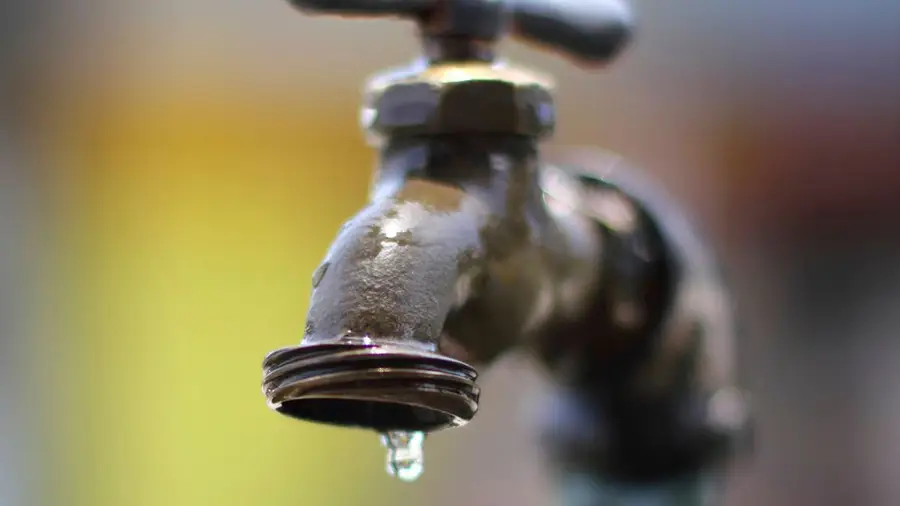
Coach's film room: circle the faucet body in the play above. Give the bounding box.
[305,135,599,364]
[261,1,749,504]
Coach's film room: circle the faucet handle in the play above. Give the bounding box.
[287,0,434,17]
[508,0,634,66]
[287,0,634,66]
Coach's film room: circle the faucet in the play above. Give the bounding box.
[261,1,750,504]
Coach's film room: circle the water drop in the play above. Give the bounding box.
[380,431,425,482]
[311,262,329,288]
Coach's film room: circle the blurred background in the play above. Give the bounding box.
[2,0,899,505]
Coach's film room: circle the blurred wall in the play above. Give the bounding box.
[17,1,900,506]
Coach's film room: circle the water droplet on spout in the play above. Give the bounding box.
[380,431,425,482]
[311,262,329,288]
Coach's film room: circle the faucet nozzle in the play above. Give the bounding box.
[262,341,480,432]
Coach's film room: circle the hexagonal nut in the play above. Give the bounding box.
[362,63,556,140]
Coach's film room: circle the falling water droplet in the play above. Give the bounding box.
[380,431,425,482]
[311,262,329,288]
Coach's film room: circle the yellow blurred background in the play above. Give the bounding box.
[29,5,392,504]
[44,89,381,506]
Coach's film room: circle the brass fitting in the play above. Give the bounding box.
[362,62,556,141]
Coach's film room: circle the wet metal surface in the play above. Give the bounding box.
[261,1,748,504]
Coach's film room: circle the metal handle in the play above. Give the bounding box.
[288,0,434,16]
[509,0,633,65]
[288,0,634,66]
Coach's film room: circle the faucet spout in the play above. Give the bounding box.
[262,136,596,433]
[259,3,749,499]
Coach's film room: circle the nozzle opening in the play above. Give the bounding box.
[277,397,458,432]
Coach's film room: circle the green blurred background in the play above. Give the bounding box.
[2,1,900,506]
[30,4,395,505]
[45,88,378,506]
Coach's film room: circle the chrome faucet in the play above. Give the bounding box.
[261,1,750,504]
